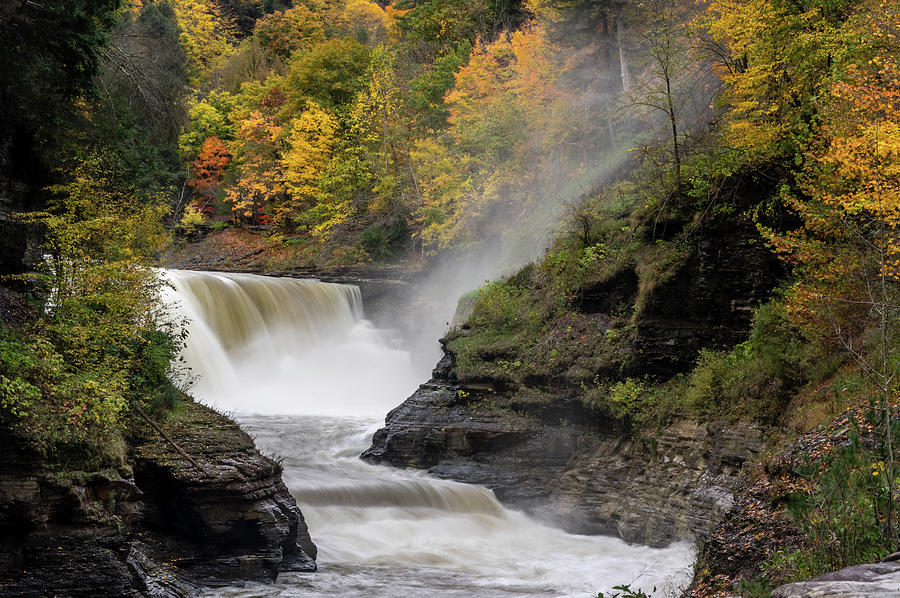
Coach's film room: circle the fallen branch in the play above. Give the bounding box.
[134,406,208,475]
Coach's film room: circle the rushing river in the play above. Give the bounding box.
[162,270,694,598]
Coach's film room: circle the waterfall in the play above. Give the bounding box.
[162,269,694,598]
[161,270,420,416]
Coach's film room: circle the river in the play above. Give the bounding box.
[162,270,694,598]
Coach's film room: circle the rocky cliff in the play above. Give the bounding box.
[362,347,766,547]
[0,401,316,597]
[363,207,783,548]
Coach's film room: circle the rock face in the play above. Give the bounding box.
[629,223,783,378]
[362,349,766,547]
[0,401,316,597]
[772,554,900,597]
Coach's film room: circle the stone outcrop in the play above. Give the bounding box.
[772,554,900,598]
[0,401,316,597]
[362,348,766,547]
[629,222,783,378]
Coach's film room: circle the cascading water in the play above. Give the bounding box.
[162,270,419,416]
[162,270,694,598]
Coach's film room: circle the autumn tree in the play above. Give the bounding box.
[169,0,236,80]
[225,109,285,224]
[756,0,900,544]
[702,0,853,162]
[279,103,339,229]
[344,0,397,44]
[395,0,527,59]
[413,27,565,252]
[351,44,403,176]
[285,39,371,110]
[180,91,238,157]
[188,136,232,213]
[254,6,326,61]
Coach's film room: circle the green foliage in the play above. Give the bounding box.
[608,378,651,421]
[408,41,472,131]
[180,92,238,157]
[733,579,775,598]
[766,435,898,582]
[597,584,649,598]
[680,302,814,420]
[286,39,371,110]
[361,220,409,260]
[469,281,538,331]
[1,152,183,468]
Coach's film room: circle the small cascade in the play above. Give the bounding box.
[161,270,419,416]
[296,478,506,515]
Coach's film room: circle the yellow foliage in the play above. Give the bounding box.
[414,26,567,251]
[280,103,338,220]
[410,136,474,252]
[169,0,236,79]
[702,0,847,160]
[343,0,397,43]
[180,203,205,234]
[350,44,401,173]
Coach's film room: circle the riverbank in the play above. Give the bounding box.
[0,398,316,597]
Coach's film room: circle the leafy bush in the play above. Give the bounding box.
[0,154,183,468]
[681,301,814,420]
[608,378,651,420]
[180,203,205,235]
[766,435,897,582]
[469,281,537,331]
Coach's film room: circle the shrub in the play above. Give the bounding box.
[180,203,205,235]
[470,281,536,331]
[681,301,814,420]
[766,435,897,582]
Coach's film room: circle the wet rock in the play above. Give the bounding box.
[628,217,784,379]
[363,359,765,547]
[130,402,317,584]
[0,401,316,597]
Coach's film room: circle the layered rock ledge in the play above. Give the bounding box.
[362,349,765,547]
[0,401,315,597]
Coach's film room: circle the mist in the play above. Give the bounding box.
[369,8,720,378]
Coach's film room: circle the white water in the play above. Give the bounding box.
[161,270,420,416]
[161,270,694,597]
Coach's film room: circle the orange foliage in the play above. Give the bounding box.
[760,1,900,339]
[188,136,231,214]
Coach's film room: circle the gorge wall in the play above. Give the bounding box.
[362,346,766,548]
[0,400,316,598]
[363,207,784,549]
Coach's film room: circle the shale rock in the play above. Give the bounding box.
[130,401,317,584]
[0,401,316,597]
[363,348,765,547]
